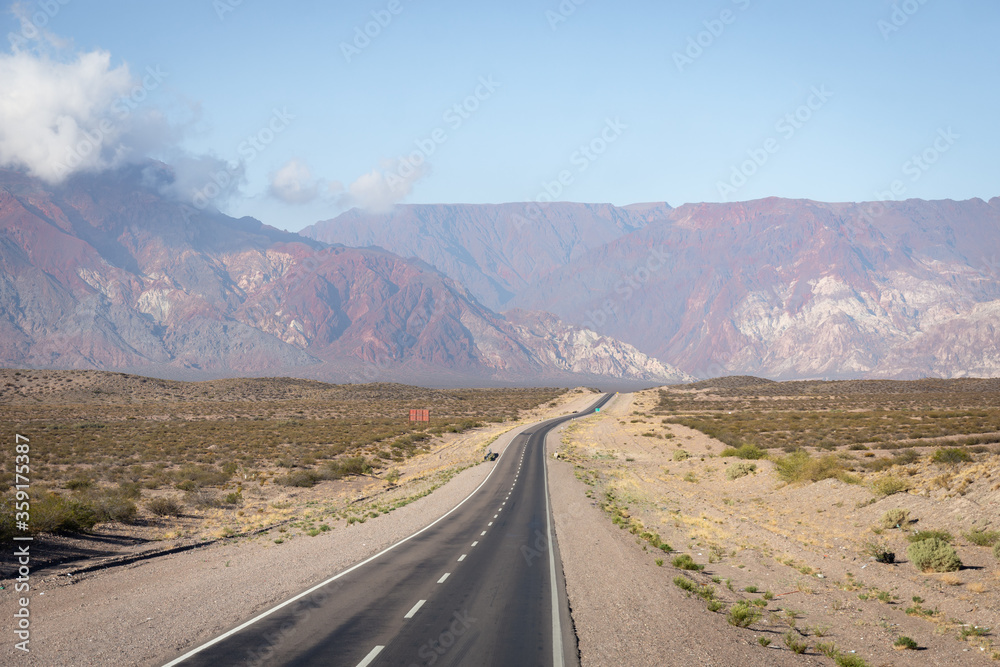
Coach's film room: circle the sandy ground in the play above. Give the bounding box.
[0,390,600,666]
[548,391,999,666]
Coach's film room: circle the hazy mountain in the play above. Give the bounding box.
[300,202,673,310]
[512,198,1000,379]
[0,166,688,386]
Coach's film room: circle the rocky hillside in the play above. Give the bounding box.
[0,165,687,385]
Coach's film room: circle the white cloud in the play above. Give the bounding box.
[268,158,321,205]
[339,158,429,213]
[0,46,175,183]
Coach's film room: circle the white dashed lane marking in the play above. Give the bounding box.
[404,600,426,619]
[438,573,450,584]
[471,541,478,547]
[356,646,384,667]
[458,554,466,562]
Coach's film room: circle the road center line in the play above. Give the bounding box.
[488,522,493,526]
[404,600,426,619]
[481,530,487,535]
[471,541,478,547]
[356,645,384,667]
[458,554,466,561]
[159,415,542,667]
[437,573,450,584]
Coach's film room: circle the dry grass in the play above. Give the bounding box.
[0,369,568,542]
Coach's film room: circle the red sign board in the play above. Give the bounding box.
[409,409,430,422]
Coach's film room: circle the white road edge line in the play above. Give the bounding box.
[356,645,384,667]
[543,417,566,667]
[437,573,450,584]
[161,418,537,666]
[404,600,426,619]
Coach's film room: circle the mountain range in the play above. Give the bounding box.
[306,198,1000,380]
[3,163,998,384]
[0,166,689,386]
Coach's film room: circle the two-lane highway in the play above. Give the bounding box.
[163,393,612,667]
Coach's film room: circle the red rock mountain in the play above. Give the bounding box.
[310,198,1000,380]
[301,202,672,310]
[0,166,688,385]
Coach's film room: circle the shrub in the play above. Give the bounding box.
[881,508,909,529]
[894,636,918,650]
[907,538,962,572]
[85,490,138,524]
[784,632,808,654]
[672,554,704,571]
[871,476,910,497]
[222,491,243,505]
[993,541,1000,561]
[862,538,895,564]
[726,462,757,480]
[720,444,765,460]
[147,496,183,517]
[277,470,320,487]
[673,449,690,461]
[931,447,971,464]
[964,529,1000,547]
[31,493,98,534]
[907,530,952,544]
[835,655,870,667]
[727,602,760,628]
[673,576,696,592]
[774,451,851,485]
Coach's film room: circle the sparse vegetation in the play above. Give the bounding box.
[907,538,962,573]
[880,508,909,529]
[727,601,760,628]
[894,636,918,650]
[725,462,757,480]
[672,554,704,571]
[932,447,972,464]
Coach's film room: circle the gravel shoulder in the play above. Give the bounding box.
[1,391,599,666]
[548,391,999,667]
[547,394,814,666]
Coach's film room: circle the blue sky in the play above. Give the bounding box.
[1,0,997,231]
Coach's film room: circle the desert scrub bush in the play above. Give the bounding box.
[147,496,183,517]
[862,538,895,564]
[964,529,1000,547]
[727,602,760,628]
[783,632,808,654]
[881,508,909,529]
[931,447,972,464]
[672,554,704,571]
[726,462,757,480]
[907,538,962,572]
[673,576,696,592]
[870,475,910,497]
[907,529,952,543]
[773,451,853,485]
[276,470,320,488]
[672,449,690,461]
[82,489,138,524]
[894,636,918,650]
[30,492,98,534]
[720,444,765,460]
[993,541,1000,561]
[835,654,869,667]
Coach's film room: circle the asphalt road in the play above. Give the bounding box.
[163,393,613,667]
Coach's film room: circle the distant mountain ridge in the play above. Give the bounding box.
[0,166,689,386]
[312,197,1000,380]
[301,202,673,310]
